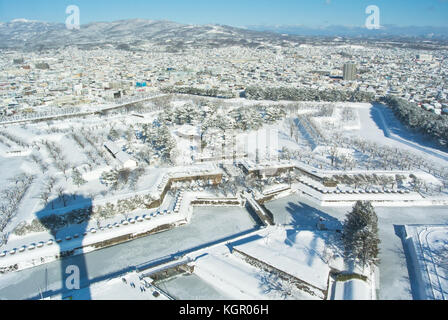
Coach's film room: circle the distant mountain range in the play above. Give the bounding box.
[0,19,447,51]
[247,24,448,40]
[0,19,294,51]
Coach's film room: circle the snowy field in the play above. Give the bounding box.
[192,246,321,300]
[0,96,447,300]
[233,228,332,292]
[354,103,448,165]
[265,193,448,300]
[157,230,328,300]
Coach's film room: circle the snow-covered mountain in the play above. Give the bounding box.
[2,18,446,51]
[0,18,293,50]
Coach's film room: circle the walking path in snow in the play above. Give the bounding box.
[371,105,448,163]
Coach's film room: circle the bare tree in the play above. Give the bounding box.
[329,145,339,167]
[410,175,424,193]
[258,272,294,299]
[56,187,67,207]
[39,191,50,207]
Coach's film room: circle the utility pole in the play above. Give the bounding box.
[45,266,48,294]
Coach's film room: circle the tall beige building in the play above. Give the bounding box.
[343,63,357,81]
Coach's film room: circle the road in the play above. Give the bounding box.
[0,94,167,125]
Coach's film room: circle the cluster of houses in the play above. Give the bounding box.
[2,42,448,119]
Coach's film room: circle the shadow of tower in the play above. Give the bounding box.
[35,194,92,300]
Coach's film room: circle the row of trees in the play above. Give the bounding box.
[244,87,375,103]
[160,103,206,126]
[162,86,376,103]
[330,173,407,190]
[38,176,57,208]
[30,153,49,173]
[161,86,235,99]
[0,106,81,123]
[381,95,448,147]
[159,102,284,130]
[0,174,35,244]
[78,129,113,166]
[42,140,71,180]
[0,130,30,148]
[13,193,156,236]
[100,167,146,191]
[67,124,121,169]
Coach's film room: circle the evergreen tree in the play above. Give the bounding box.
[108,128,120,141]
[155,125,176,160]
[232,107,263,131]
[140,123,176,162]
[263,105,286,123]
[72,168,87,187]
[100,169,119,189]
[342,201,380,269]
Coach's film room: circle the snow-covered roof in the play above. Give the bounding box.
[234,228,331,291]
[333,279,371,300]
[176,125,200,138]
[115,151,133,164]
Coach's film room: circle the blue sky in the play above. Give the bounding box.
[1,0,447,27]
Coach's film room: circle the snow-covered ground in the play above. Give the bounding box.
[349,103,448,166]
[50,271,169,300]
[233,228,331,292]
[191,246,321,300]
[48,224,342,300]
[154,226,339,300]
[332,279,371,300]
[156,273,232,300]
[0,206,258,299]
[399,225,448,300]
[0,181,228,271]
[1,97,447,300]
[264,193,448,300]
